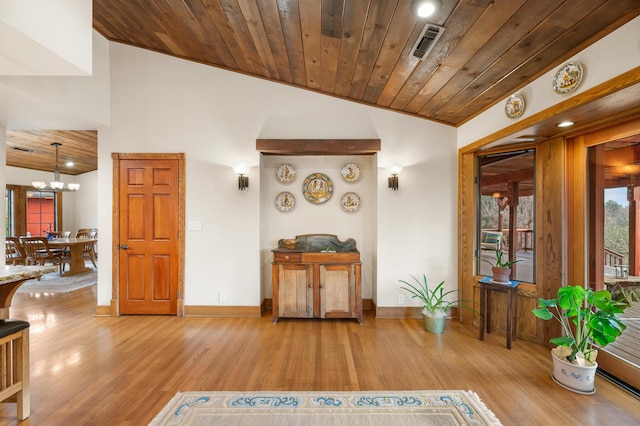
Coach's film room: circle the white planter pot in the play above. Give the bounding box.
[551,348,597,395]
[422,314,445,334]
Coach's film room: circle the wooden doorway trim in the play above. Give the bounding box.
[111,153,186,317]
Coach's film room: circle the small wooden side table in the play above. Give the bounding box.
[478,276,520,349]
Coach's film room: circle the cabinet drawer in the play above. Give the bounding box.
[273,252,301,263]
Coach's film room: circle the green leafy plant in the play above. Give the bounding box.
[479,248,521,269]
[399,275,470,318]
[532,285,628,364]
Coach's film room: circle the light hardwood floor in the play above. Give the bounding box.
[1,285,639,425]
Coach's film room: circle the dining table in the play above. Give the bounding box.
[48,238,97,277]
[0,264,57,318]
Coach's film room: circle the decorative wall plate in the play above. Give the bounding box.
[302,173,334,204]
[552,61,583,94]
[504,94,525,119]
[276,163,296,183]
[341,163,361,183]
[340,192,361,212]
[275,191,295,212]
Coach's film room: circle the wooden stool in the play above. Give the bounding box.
[0,320,30,420]
[478,276,520,349]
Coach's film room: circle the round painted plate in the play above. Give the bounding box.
[341,192,361,212]
[552,61,583,94]
[504,94,525,119]
[302,173,334,204]
[341,163,361,183]
[276,163,296,183]
[275,191,295,212]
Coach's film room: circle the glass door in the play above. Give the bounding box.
[587,136,640,391]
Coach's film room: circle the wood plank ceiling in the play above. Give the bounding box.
[6,0,640,174]
[93,0,640,126]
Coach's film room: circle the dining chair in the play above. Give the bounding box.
[47,232,71,258]
[75,231,98,268]
[5,237,26,265]
[50,231,71,238]
[19,237,69,275]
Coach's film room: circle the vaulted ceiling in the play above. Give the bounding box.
[6,0,640,174]
[92,0,640,126]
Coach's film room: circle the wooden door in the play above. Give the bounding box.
[117,157,182,315]
[278,264,313,318]
[319,264,354,319]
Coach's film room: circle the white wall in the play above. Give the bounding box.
[0,30,109,130]
[97,42,459,309]
[0,0,92,75]
[72,170,98,230]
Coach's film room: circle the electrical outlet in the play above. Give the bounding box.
[398,294,405,304]
[219,292,226,303]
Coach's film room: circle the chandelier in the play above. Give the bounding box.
[32,142,80,192]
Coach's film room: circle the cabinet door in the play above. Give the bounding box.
[278,264,313,318]
[319,264,355,319]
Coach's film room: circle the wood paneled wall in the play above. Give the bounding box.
[457,152,476,325]
[535,137,565,345]
[459,116,640,347]
[458,138,566,345]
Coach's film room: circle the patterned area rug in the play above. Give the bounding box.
[17,270,97,293]
[149,390,502,426]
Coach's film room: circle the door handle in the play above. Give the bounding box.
[119,244,129,250]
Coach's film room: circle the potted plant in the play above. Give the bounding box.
[399,275,470,334]
[532,285,629,394]
[478,248,520,283]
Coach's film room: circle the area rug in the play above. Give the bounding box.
[149,390,502,426]
[17,270,97,293]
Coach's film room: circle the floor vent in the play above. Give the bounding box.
[410,24,445,60]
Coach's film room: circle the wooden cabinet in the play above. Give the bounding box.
[272,251,362,324]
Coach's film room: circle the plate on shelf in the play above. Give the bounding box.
[504,94,525,119]
[340,192,361,212]
[276,163,296,183]
[275,191,295,212]
[341,163,361,183]
[302,173,334,204]
[552,61,583,94]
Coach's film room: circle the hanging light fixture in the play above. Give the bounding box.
[32,142,80,192]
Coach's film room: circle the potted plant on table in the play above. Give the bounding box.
[532,285,629,394]
[399,275,470,334]
[478,248,521,283]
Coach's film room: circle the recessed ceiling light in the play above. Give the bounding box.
[557,121,574,128]
[411,0,441,18]
[66,161,74,167]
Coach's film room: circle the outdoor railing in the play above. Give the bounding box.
[604,247,625,266]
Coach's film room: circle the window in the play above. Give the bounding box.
[477,150,536,283]
[26,190,57,237]
[5,188,12,237]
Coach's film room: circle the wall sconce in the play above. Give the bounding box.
[388,166,402,191]
[233,165,249,190]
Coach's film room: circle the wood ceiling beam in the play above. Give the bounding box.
[482,167,534,186]
[256,139,381,155]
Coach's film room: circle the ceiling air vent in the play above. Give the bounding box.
[410,23,445,61]
[11,146,35,153]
